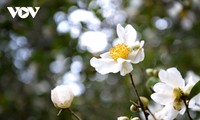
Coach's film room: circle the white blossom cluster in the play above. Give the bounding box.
[50,24,200,120]
[90,24,200,120]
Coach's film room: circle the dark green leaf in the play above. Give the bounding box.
[189,80,200,99]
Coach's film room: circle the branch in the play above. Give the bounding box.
[129,73,148,120]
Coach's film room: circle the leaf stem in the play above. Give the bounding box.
[129,73,148,120]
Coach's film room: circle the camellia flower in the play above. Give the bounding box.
[51,85,74,109]
[151,67,197,120]
[90,24,144,76]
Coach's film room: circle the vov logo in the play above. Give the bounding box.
[7,7,40,18]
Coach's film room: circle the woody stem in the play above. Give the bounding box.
[129,73,148,120]
[183,98,192,120]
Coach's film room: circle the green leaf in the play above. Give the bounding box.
[146,77,159,88]
[189,80,200,99]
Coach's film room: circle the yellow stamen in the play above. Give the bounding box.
[109,43,130,61]
[173,88,184,110]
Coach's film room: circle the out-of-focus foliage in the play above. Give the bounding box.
[0,0,200,119]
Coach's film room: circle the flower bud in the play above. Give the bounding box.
[130,104,138,112]
[146,68,159,77]
[117,116,129,120]
[146,68,154,76]
[51,85,74,109]
[131,117,140,120]
[152,69,159,77]
[139,96,149,108]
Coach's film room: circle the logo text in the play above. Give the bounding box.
[7,7,40,18]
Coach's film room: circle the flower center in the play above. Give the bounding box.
[109,43,130,61]
[173,88,184,110]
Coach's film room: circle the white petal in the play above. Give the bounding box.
[128,48,144,64]
[185,71,200,83]
[117,58,133,76]
[90,57,122,75]
[189,93,200,111]
[51,89,60,104]
[57,85,74,103]
[153,82,173,94]
[100,52,111,58]
[159,68,185,89]
[183,76,196,94]
[124,24,137,46]
[130,40,144,49]
[140,40,145,47]
[155,105,179,120]
[179,105,186,115]
[117,24,125,43]
[151,93,173,105]
[112,38,122,46]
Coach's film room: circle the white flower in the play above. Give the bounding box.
[151,68,200,120]
[51,85,74,109]
[151,67,191,119]
[90,24,144,76]
[151,68,200,119]
[117,116,129,120]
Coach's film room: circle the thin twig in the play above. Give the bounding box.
[67,108,82,120]
[147,107,157,120]
[183,98,192,120]
[129,73,148,120]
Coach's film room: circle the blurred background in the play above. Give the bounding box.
[0,0,200,119]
